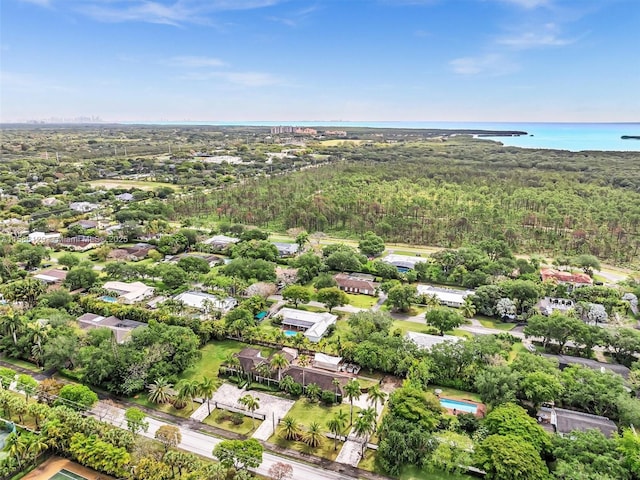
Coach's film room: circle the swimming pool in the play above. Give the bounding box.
[100,295,117,303]
[283,330,298,337]
[440,398,478,414]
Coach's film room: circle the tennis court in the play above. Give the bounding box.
[48,469,88,480]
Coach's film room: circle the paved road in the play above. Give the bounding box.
[94,402,364,480]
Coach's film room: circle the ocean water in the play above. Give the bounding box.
[126,121,640,152]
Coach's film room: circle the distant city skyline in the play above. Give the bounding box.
[1,0,638,123]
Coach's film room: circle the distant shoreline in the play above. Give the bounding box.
[621,135,640,140]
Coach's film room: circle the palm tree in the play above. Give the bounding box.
[326,411,347,451]
[176,379,200,411]
[0,309,24,345]
[303,421,324,448]
[332,378,342,403]
[298,355,311,386]
[366,384,387,411]
[423,294,440,310]
[25,434,49,458]
[353,411,377,455]
[344,379,362,425]
[280,375,295,394]
[224,353,241,373]
[199,376,219,416]
[148,377,173,404]
[279,415,300,441]
[461,297,477,319]
[256,363,272,384]
[239,395,260,429]
[305,383,322,403]
[5,432,26,469]
[270,353,290,381]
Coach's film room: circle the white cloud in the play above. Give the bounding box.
[179,70,283,87]
[497,0,551,8]
[496,23,576,49]
[449,54,517,76]
[26,1,285,26]
[166,56,226,68]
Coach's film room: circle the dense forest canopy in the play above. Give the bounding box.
[172,139,640,265]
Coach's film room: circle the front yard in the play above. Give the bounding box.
[204,409,260,436]
[286,398,360,429]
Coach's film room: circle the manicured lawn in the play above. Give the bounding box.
[0,356,41,373]
[451,329,473,339]
[178,339,271,383]
[429,385,482,403]
[204,409,260,436]
[391,319,436,335]
[359,452,472,479]
[267,433,343,461]
[400,465,472,480]
[345,293,378,309]
[477,318,515,331]
[286,398,359,430]
[129,396,199,419]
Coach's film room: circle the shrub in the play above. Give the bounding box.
[321,390,335,405]
[232,412,244,425]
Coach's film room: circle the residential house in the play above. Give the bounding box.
[406,331,462,351]
[115,193,134,202]
[59,236,104,252]
[416,285,474,308]
[201,235,240,250]
[537,403,617,437]
[273,242,299,257]
[69,202,99,213]
[69,220,98,230]
[313,353,342,372]
[102,281,155,304]
[174,291,238,315]
[77,313,146,344]
[382,253,427,271]
[276,307,337,342]
[28,231,62,245]
[33,268,67,286]
[334,273,377,296]
[540,268,593,287]
[537,297,575,316]
[170,253,223,268]
[284,366,349,394]
[542,353,630,379]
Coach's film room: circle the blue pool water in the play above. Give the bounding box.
[440,398,477,414]
[100,295,117,303]
[283,330,298,337]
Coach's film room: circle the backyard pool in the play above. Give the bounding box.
[283,330,298,337]
[440,398,478,414]
[100,296,117,303]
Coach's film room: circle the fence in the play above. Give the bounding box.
[213,401,266,420]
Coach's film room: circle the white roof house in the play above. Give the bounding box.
[416,285,474,308]
[382,254,427,270]
[406,331,462,351]
[202,235,240,248]
[69,201,99,213]
[28,231,61,244]
[273,242,300,257]
[277,307,337,342]
[313,353,342,372]
[174,291,238,314]
[103,281,155,304]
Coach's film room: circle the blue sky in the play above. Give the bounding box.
[1,0,638,122]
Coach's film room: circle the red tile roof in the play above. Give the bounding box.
[540,268,593,285]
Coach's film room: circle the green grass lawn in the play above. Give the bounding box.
[345,293,378,309]
[429,385,482,403]
[391,319,436,335]
[178,339,272,383]
[128,396,199,419]
[0,356,41,373]
[477,318,516,331]
[268,433,343,462]
[285,398,360,430]
[508,342,528,362]
[204,409,260,436]
[359,452,472,479]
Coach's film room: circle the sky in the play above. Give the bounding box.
[1,0,638,123]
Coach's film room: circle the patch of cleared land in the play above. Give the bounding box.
[89,179,177,191]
